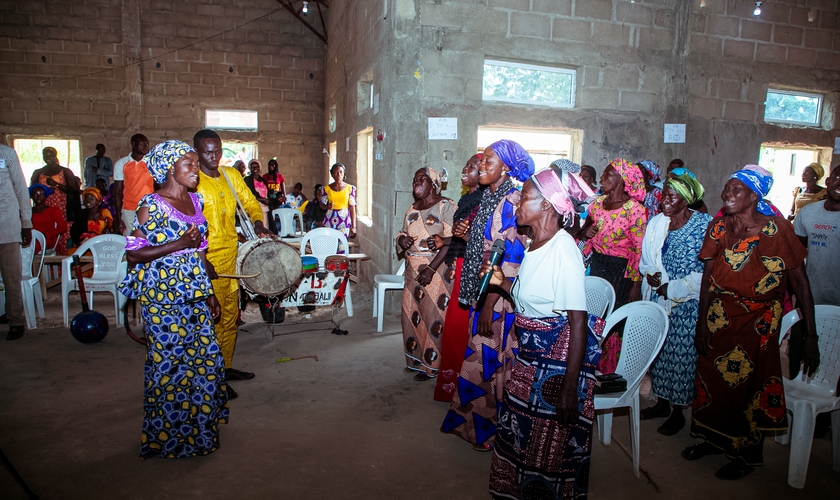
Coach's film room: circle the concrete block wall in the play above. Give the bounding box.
[0,0,325,191]
[326,0,840,283]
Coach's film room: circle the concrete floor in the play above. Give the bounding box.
[1,289,839,499]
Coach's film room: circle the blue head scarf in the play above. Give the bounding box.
[144,140,196,184]
[489,140,535,182]
[730,165,774,216]
[638,160,661,184]
[670,167,696,179]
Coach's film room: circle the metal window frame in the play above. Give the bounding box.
[764,89,822,127]
[483,59,576,108]
[205,109,259,131]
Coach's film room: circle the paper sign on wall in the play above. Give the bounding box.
[428,118,457,140]
[346,137,350,152]
[373,93,380,115]
[664,124,686,144]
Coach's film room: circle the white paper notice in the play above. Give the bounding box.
[345,137,350,152]
[834,137,840,155]
[428,118,457,140]
[373,93,379,115]
[664,124,686,144]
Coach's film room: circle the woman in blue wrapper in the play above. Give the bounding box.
[119,140,229,459]
[481,164,605,499]
[441,140,533,452]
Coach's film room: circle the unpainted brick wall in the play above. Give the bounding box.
[0,0,326,191]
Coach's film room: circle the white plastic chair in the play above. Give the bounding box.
[372,261,406,332]
[0,230,47,329]
[774,305,840,489]
[594,301,669,478]
[61,234,128,328]
[298,227,352,317]
[585,275,616,319]
[271,208,305,241]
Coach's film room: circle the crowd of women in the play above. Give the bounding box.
[396,140,827,498]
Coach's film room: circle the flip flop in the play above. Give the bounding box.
[681,443,723,461]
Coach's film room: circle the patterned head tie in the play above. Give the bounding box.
[82,187,102,204]
[806,162,825,180]
[609,158,647,202]
[488,139,535,182]
[664,174,704,205]
[144,140,196,184]
[550,158,581,174]
[421,166,441,194]
[638,160,661,184]
[730,165,775,216]
[531,165,596,221]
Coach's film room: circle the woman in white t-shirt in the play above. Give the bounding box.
[481,165,605,500]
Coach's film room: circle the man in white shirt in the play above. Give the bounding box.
[83,143,113,188]
[0,145,33,340]
[794,165,840,306]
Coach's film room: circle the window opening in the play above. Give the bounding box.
[205,110,259,131]
[764,89,822,127]
[13,138,82,182]
[483,59,576,108]
[477,127,580,172]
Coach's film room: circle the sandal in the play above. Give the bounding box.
[657,414,685,436]
[681,442,723,461]
[413,372,433,382]
[715,459,754,480]
[6,325,24,341]
[640,402,671,420]
[472,443,493,452]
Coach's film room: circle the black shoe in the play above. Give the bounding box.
[715,459,754,480]
[681,442,723,461]
[6,325,24,340]
[226,385,239,400]
[640,400,671,420]
[226,368,255,381]
[657,413,686,436]
[0,314,8,324]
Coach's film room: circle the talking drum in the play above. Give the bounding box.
[236,238,302,297]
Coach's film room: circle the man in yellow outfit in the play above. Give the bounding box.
[194,129,270,399]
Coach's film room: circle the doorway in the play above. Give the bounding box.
[758,145,832,218]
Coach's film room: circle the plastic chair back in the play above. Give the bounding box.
[780,305,840,397]
[607,301,670,394]
[585,275,616,319]
[271,208,305,238]
[299,227,347,269]
[78,234,127,280]
[26,230,47,280]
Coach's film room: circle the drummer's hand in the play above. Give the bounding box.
[397,234,414,251]
[205,260,218,280]
[207,295,221,323]
[254,220,272,237]
[417,265,434,286]
[179,225,202,249]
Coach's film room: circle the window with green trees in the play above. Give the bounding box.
[764,89,822,126]
[483,60,575,108]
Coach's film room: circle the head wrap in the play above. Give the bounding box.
[82,187,102,205]
[532,166,596,222]
[489,140,535,182]
[421,167,442,194]
[669,167,696,179]
[609,158,647,202]
[29,183,54,198]
[664,174,704,205]
[473,152,483,161]
[144,140,196,184]
[638,160,661,184]
[550,158,581,174]
[730,165,775,216]
[806,162,825,180]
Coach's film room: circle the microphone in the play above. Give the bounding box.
[476,239,506,300]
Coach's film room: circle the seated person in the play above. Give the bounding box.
[302,184,327,231]
[30,183,68,254]
[286,182,307,210]
[69,187,114,251]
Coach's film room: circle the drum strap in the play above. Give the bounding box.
[221,168,257,240]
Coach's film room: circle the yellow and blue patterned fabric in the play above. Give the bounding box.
[121,193,213,305]
[144,140,195,184]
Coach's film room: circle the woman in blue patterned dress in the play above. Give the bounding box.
[440,140,533,452]
[120,140,228,459]
[638,174,712,435]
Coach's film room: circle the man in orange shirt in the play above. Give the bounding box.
[113,134,152,234]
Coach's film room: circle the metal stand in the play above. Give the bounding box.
[0,448,39,500]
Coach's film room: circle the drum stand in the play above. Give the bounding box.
[0,448,39,499]
[262,296,348,340]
